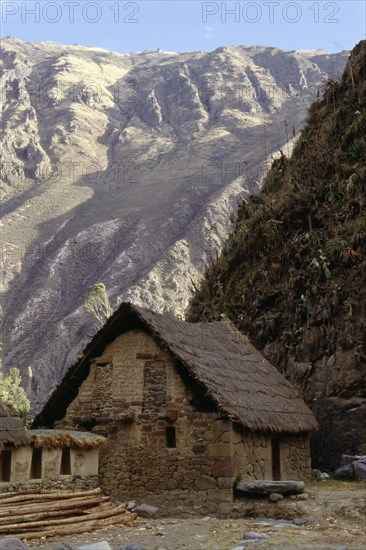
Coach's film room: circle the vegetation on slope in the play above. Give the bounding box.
[188,41,366,469]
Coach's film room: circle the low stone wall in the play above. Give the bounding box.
[0,474,100,494]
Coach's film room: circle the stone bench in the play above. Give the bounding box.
[236,480,305,496]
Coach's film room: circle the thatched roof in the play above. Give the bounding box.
[31,429,105,450]
[0,399,32,448]
[34,303,318,433]
[1,399,104,450]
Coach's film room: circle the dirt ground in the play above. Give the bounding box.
[25,481,365,550]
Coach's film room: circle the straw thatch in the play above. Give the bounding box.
[34,303,318,434]
[0,399,32,448]
[31,429,105,450]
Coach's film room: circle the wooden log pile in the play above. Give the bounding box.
[0,488,137,540]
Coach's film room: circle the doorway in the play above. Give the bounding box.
[271,437,281,480]
[0,450,12,482]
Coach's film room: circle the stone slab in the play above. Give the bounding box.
[236,480,304,495]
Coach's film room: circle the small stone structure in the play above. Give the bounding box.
[0,400,104,492]
[34,303,318,514]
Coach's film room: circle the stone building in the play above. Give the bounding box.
[0,399,104,491]
[34,303,318,514]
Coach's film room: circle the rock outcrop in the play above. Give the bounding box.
[188,41,366,469]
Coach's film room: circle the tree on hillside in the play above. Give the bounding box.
[0,368,30,420]
[83,282,113,326]
[0,307,30,420]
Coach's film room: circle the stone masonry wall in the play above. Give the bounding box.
[231,427,311,483]
[280,434,312,480]
[0,474,99,494]
[61,329,312,514]
[232,428,273,481]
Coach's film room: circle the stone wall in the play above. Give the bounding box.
[60,328,312,514]
[232,428,273,481]
[280,434,312,480]
[231,429,311,482]
[0,474,99,494]
[0,444,99,485]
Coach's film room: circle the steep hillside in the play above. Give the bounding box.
[189,41,366,470]
[0,38,348,411]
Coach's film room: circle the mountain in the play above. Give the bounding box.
[0,37,348,412]
[188,41,366,470]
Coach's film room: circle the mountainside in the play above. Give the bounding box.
[189,41,366,470]
[0,37,348,412]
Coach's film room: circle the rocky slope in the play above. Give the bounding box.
[0,37,348,411]
[188,41,366,470]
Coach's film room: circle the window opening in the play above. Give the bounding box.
[30,448,42,479]
[60,447,71,475]
[165,426,176,448]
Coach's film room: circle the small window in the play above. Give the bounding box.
[30,448,42,479]
[0,450,12,482]
[165,426,176,448]
[60,447,71,475]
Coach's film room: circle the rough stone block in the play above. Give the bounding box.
[207,488,233,503]
[218,501,233,515]
[76,543,112,550]
[294,517,311,526]
[195,475,217,491]
[208,443,232,457]
[218,477,234,489]
[134,503,158,518]
[354,460,366,480]
[212,457,233,477]
[243,532,268,540]
[0,539,29,550]
[53,544,73,550]
[269,493,284,502]
[334,464,354,479]
[205,501,219,513]
[116,544,145,550]
[236,480,304,495]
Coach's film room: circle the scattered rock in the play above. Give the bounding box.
[294,517,311,526]
[353,460,366,480]
[133,503,158,518]
[272,519,292,525]
[116,543,145,550]
[53,544,73,550]
[296,492,309,500]
[269,493,283,502]
[0,539,28,550]
[236,480,304,495]
[340,454,366,466]
[313,469,329,480]
[334,464,354,479]
[127,500,136,510]
[243,532,268,540]
[76,543,111,550]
